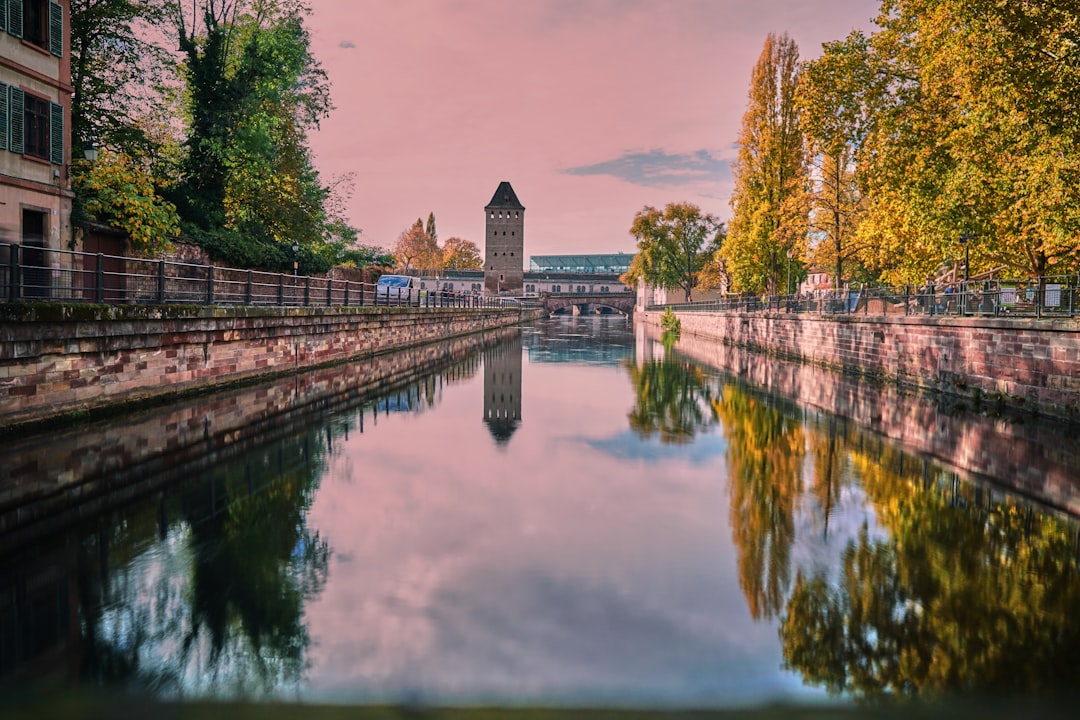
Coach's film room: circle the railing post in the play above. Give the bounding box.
[95,253,105,304]
[206,265,214,305]
[344,282,350,307]
[326,279,332,307]
[278,274,285,305]
[245,269,253,305]
[7,243,19,302]
[158,259,166,304]
[304,276,311,306]
[904,285,909,316]
[360,282,365,307]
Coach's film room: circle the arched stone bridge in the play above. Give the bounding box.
[542,293,636,316]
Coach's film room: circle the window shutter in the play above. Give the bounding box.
[7,0,22,39]
[8,86,24,155]
[0,82,7,152]
[0,0,5,33]
[48,1,62,57]
[50,101,63,164]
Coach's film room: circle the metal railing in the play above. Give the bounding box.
[0,242,516,310]
[653,276,1079,319]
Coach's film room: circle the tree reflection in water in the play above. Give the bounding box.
[625,348,1080,700]
[625,357,716,444]
[714,384,804,620]
[781,444,1080,699]
[78,432,331,697]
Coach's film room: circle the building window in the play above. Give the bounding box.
[24,93,50,161]
[24,0,48,49]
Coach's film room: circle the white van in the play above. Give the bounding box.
[375,274,417,304]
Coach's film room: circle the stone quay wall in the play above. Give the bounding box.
[0,303,542,430]
[641,309,1080,421]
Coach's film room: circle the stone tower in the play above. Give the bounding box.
[483,333,523,445]
[484,181,524,295]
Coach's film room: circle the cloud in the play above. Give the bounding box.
[339,40,356,49]
[562,149,732,188]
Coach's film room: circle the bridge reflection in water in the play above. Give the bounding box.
[0,317,1078,704]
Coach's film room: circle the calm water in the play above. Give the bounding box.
[3,317,1080,706]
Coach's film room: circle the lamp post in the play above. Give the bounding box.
[958,234,972,315]
[786,249,794,296]
[292,241,299,276]
[83,141,98,162]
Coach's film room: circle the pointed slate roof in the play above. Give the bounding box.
[485,181,524,210]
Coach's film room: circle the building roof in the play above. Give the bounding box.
[529,253,633,274]
[486,181,525,210]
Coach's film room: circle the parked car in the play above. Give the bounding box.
[376,274,417,303]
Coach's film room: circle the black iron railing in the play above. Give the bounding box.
[0,243,516,310]
[652,276,1079,319]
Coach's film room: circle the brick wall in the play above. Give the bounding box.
[642,310,1080,421]
[0,304,534,429]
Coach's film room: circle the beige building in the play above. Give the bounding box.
[1,1,72,298]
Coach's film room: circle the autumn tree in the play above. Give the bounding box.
[851,1,1080,282]
[442,237,483,270]
[72,149,181,256]
[723,33,809,295]
[798,31,874,288]
[393,223,439,272]
[622,203,722,302]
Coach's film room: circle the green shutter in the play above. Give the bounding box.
[48,1,62,57]
[0,82,7,151]
[50,101,63,164]
[8,86,23,155]
[0,0,5,33]
[7,0,22,39]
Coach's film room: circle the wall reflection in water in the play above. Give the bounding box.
[633,323,1080,699]
[0,330,514,696]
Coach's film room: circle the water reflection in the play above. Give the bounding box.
[636,322,1080,701]
[2,319,1079,706]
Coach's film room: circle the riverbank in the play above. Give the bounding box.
[0,303,545,432]
[641,309,1080,422]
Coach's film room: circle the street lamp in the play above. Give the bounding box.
[83,141,98,162]
[958,234,973,315]
[292,241,299,276]
[958,234,972,283]
[786,249,795,296]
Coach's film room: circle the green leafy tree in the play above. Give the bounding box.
[169,1,343,272]
[70,0,175,161]
[723,32,810,295]
[442,237,483,270]
[425,212,438,245]
[623,202,721,302]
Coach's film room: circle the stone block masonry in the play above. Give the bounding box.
[642,310,1080,422]
[0,303,540,430]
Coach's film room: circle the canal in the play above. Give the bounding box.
[2,317,1079,708]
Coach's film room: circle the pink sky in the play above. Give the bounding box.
[305,1,879,258]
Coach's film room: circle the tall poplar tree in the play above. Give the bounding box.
[798,32,873,289]
[723,33,809,295]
